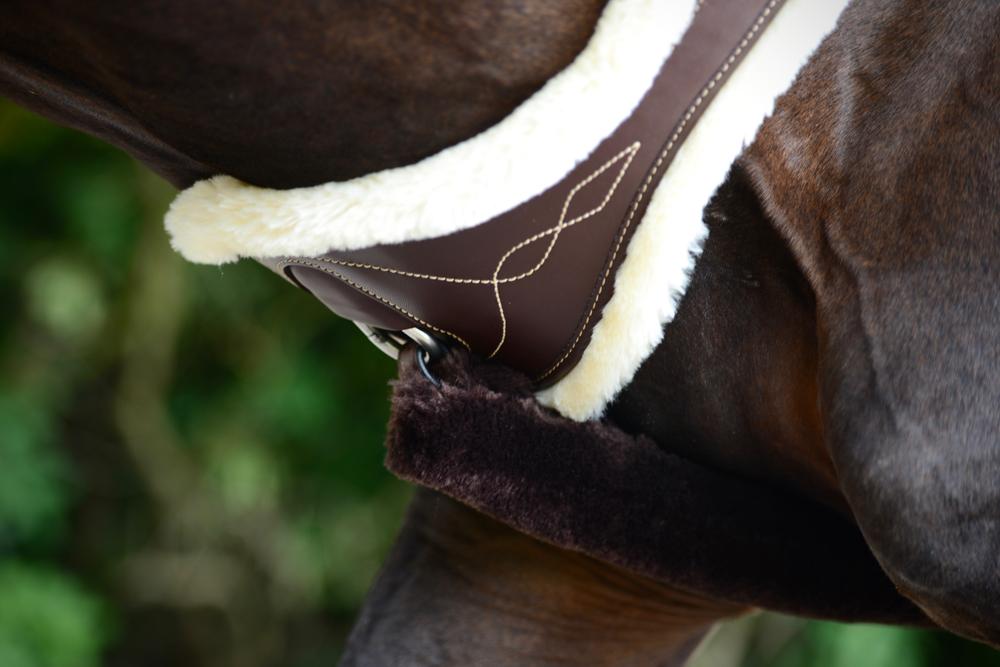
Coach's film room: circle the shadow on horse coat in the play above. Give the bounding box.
[1,0,999,661]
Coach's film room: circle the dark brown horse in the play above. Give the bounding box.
[2,0,998,664]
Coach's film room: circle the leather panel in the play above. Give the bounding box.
[268,0,784,386]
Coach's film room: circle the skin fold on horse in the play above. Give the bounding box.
[2,0,999,662]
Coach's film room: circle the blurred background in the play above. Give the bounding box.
[1,100,998,667]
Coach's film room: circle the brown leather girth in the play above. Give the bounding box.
[263,0,784,387]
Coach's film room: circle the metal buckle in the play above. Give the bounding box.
[354,323,445,386]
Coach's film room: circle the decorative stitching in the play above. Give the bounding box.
[488,143,639,357]
[535,0,779,382]
[276,259,472,350]
[287,142,640,358]
[304,143,640,287]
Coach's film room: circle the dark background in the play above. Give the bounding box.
[2,100,999,666]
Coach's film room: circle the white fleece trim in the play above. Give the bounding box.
[537,0,851,421]
[164,0,697,264]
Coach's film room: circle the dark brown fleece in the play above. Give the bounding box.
[385,347,929,625]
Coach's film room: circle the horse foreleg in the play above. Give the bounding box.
[341,488,743,666]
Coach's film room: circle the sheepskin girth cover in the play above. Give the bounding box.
[385,347,928,625]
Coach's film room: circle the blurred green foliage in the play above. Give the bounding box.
[0,562,108,667]
[697,614,1000,667]
[0,101,404,666]
[2,100,999,666]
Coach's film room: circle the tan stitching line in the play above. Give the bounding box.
[534,0,779,382]
[276,259,472,350]
[488,143,640,357]
[293,142,639,358]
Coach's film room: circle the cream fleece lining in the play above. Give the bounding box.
[538,0,851,419]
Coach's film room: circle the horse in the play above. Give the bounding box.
[2,0,998,664]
